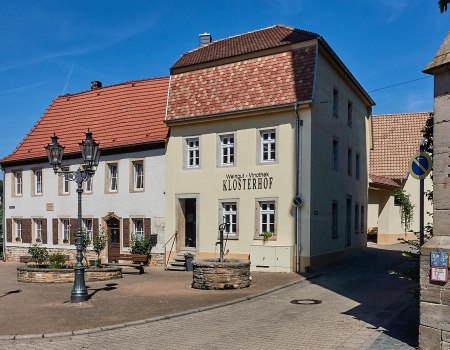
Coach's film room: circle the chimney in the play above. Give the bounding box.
[91,81,102,90]
[199,33,212,47]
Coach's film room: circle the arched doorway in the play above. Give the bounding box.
[106,217,120,262]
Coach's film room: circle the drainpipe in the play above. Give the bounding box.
[294,101,303,273]
[1,166,5,261]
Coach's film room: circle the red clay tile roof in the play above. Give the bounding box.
[369,112,432,180]
[1,77,169,164]
[171,24,319,70]
[369,175,401,188]
[166,47,316,121]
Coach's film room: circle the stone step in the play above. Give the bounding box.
[166,265,188,271]
[170,261,187,267]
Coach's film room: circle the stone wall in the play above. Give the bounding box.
[17,266,122,283]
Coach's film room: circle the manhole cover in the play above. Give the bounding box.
[290,299,322,305]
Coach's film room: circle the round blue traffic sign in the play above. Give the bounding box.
[293,196,303,208]
[409,152,432,180]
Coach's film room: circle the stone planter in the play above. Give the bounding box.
[17,266,122,283]
[192,259,251,290]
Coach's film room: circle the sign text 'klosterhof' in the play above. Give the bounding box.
[223,172,274,191]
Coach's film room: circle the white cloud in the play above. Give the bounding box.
[375,0,408,22]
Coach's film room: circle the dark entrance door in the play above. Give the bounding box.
[185,198,196,248]
[107,218,120,262]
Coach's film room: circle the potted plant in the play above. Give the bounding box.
[262,231,273,244]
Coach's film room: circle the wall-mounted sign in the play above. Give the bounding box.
[430,267,448,283]
[293,195,303,208]
[223,172,273,191]
[409,152,432,180]
[430,251,449,267]
[8,206,15,209]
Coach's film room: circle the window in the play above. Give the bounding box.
[220,135,235,166]
[332,200,339,238]
[332,139,339,171]
[15,219,22,241]
[34,170,43,195]
[356,153,360,180]
[62,167,70,194]
[35,219,42,242]
[360,206,365,233]
[347,148,352,176]
[61,219,70,243]
[354,204,359,234]
[333,88,339,118]
[260,130,276,162]
[133,219,144,240]
[222,202,237,236]
[259,201,275,236]
[14,171,23,196]
[186,138,200,168]
[84,176,93,193]
[108,163,118,192]
[83,219,93,242]
[347,100,353,127]
[133,161,144,190]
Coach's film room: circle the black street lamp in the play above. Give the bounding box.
[45,130,100,303]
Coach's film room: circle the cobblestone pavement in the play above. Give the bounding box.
[0,244,418,349]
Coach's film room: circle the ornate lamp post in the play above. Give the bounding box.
[45,130,100,303]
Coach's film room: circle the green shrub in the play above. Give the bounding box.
[48,253,67,269]
[28,244,48,266]
[130,235,152,256]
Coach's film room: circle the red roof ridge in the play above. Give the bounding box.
[60,76,169,98]
[373,111,432,118]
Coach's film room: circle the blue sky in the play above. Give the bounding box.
[0,0,448,158]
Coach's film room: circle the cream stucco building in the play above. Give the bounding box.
[165,25,374,272]
[368,112,433,244]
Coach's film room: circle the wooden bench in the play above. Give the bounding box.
[19,255,70,264]
[104,254,149,274]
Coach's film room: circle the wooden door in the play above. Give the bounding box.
[107,218,120,262]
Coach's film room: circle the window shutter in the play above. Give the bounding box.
[6,219,12,242]
[42,219,48,244]
[93,218,99,240]
[70,219,77,245]
[123,218,130,247]
[144,218,151,240]
[22,219,32,243]
[53,219,58,245]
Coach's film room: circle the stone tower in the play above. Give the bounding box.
[420,31,450,350]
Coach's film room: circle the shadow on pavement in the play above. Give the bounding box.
[0,289,22,299]
[303,244,419,348]
[86,283,118,300]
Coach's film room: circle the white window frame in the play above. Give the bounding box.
[84,175,93,193]
[260,130,276,163]
[133,161,144,190]
[61,219,70,243]
[34,169,43,195]
[258,200,276,237]
[108,163,118,192]
[186,138,200,168]
[83,219,93,242]
[15,219,22,241]
[35,219,42,242]
[62,167,70,194]
[133,219,144,240]
[220,135,235,166]
[15,171,23,196]
[221,202,238,237]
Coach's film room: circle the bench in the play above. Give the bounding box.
[19,255,71,264]
[104,254,149,274]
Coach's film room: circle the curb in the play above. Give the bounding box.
[0,274,314,342]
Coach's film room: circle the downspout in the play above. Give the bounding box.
[294,101,303,273]
[1,166,5,261]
